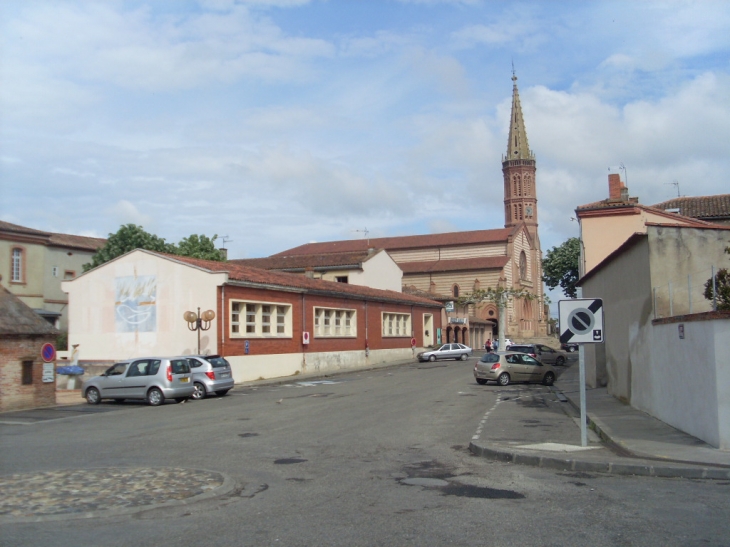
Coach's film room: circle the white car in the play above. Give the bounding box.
[493,338,513,350]
[417,343,473,362]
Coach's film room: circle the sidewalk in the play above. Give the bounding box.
[469,362,730,479]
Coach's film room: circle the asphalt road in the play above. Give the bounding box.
[2,358,729,547]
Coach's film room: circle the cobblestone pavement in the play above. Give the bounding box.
[0,467,232,523]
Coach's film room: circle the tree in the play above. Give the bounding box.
[176,234,227,261]
[83,224,226,271]
[704,246,730,311]
[542,237,580,299]
[457,286,540,348]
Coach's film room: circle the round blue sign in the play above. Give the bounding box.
[41,343,56,363]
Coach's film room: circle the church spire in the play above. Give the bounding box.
[504,71,534,161]
[502,71,538,233]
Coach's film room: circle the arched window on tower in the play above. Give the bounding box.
[452,284,460,298]
[517,176,522,196]
[524,175,531,196]
[518,204,523,220]
[513,204,518,221]
[512,174,519,197]
[519,251,527,280]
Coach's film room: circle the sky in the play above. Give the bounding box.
[2,0,729,275]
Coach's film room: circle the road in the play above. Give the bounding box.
[2,358,729,546]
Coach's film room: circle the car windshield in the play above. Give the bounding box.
[480,353,499,363]
[510,346,533,353]
[171,359,190,374]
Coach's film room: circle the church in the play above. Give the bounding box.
[235,74,547,347]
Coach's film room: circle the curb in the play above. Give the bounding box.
[468,442,730,479]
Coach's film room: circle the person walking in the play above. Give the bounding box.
[485,339,492,352]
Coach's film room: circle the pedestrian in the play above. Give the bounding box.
[485,339,492,352]
[493,339,499,351]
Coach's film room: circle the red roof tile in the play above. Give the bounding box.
[48,232,106,252]
[652,194,730,221]
[273,228,513,256]
[398,256,510,274]
[230,250,377,271]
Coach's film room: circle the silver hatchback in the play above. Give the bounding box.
[82,357,194,406]
[185,355,235,400]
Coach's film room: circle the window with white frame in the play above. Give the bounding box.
[381,312,411,337]
[230,300,292,338]
[11,248,23,282]
[314,307,356,338]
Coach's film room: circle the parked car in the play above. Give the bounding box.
[82,357,194,406]
[473,351,556,386]
[492,338,513,350]
[185,355,235,400]
[561,342,579,352]
[417,343,473,362]
[509,343,567,366]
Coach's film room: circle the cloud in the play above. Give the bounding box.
[109,200,153,227]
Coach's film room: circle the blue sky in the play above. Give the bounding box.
[2,0,729,273]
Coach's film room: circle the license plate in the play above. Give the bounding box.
[220,372,230,379]
[180,377,189,383]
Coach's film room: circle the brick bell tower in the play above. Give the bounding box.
[502,71,538,239]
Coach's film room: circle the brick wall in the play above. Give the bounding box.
[0,335,57,411]
[217,285,441,359]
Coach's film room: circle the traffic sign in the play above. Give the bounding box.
[41,343,56,363]
[559,299,604,344]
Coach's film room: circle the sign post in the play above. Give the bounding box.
[559,297,604,447]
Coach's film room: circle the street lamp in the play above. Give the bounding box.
[184,308,216,354]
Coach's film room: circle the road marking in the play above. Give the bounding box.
[472,396,502,440]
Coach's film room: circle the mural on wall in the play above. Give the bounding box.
[115,276,156,333]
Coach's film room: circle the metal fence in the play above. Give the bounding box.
[653,266,724,319]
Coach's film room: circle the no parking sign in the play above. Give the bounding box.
[559,299,604,344]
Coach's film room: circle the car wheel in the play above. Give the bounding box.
[147,387,165,406]
[555,356,565,366]
[497,372,510,386]
[215,390,230,397]
[85,387,101,405]
[569,346,576,352]
[429,355,436,362]
[460,353,467,361]
[543,372,556,386]
[476,378,487,385]
[192,382,206,400]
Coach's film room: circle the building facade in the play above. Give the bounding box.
[0,220,106,331]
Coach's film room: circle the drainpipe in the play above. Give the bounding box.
[301,293,307,370]
[220,285,225,356]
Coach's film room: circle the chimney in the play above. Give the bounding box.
[305,267,315,279]
[608,173,624,201]
[219,248,228,259]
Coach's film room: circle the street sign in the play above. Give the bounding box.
[41,343,56,363]
[303,332,310,345]
[558,299,604,344]
[42,362,55,383]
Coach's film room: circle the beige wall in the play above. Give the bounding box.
[350,251,402,292]
[0,239,46,309]
[389,242,507,263]
[580,208,700,275]
[63,251,227,361]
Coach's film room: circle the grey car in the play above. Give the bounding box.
[473,351,557,386]
[417,343,473,362]
[185,355,235,400]
[508,344,567,366]
[82,357,194,406]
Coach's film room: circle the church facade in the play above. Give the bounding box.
[247,74,547,346]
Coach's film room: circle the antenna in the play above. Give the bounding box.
[618,162,627,185]
[221,235,232,248]
[664,181,680,198]
[352,228,370,246]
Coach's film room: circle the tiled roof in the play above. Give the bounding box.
[230,250,377,271]
[575,198,639,211]
[159,253,442,308]
[273,228,513,256]
[0,287,59,336]
[398,256,510,274]
[0,220,106,251]
[48,232,106,252]
[652,194,730,221]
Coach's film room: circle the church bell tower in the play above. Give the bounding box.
[502,71,538,238]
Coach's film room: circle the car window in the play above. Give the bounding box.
[506,354,519,364]
[538,345,553,353]
[205,356,230,368]
[171,359,190,374]
[106,363,127,376]
[187,358,203,368]
[148,360,161,375]
[522,355,541,366]
[457,344,467,350]
[128,361,148,377]
[439,345,449,351]
[480,353,499,363]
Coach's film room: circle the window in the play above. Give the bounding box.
[335,276,348,283]
[63,270,75,280]
[230,300,292,338]
[519,251,527,280]
[11,248,23,282]
[314,307,356,338]
[21,361,33,385]
[452,285,460,298]
[382,312,411,337]
[52,266,59,277]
